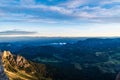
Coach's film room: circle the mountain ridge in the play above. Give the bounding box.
[2,51,52,80]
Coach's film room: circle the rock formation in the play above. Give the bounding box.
[1,51,52,80]
[0,51,8,80]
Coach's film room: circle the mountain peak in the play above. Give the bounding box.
[2,51,12,58]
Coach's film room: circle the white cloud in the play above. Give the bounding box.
[60,0,87,8]
[22,4,72,15]
[101,0,120,5]
[0,0,120,23]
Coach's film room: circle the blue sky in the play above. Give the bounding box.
[0,0,120,37]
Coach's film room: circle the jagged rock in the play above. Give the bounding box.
[0,51,8,80]
[2,51,52,80]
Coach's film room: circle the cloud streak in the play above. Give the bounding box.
[0,30,37,35]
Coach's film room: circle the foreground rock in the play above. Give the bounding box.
[0,52,8,80]
[2,51,52,80]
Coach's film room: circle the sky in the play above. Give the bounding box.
[0,0,120,37]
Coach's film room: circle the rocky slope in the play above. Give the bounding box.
[0,52,8,80]
[1,51,52,80]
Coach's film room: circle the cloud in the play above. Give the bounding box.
[0,0,120,23]
[100,0,120,5]
[0,30,37,35]
[23,4,72,14]
[59,0,87,8]
[20,0,35,5]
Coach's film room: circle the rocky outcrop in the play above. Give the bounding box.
[0,51,8,80]
[2,51,52,80]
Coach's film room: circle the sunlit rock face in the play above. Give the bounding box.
[1,51,52,80]
[0,51,8,80]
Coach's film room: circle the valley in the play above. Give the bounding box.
[0,38,120,80]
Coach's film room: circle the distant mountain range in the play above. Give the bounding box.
[15,38,120,80]
[1,38,120,80]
